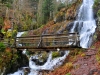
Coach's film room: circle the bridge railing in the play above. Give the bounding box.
[15,33,80,49]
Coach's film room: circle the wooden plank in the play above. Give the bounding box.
[16,35,79,40]
[16,38,40,40]
[16,40,78,43]
[16,46,81,50]
[17,48,81,51]
[16,35,79,39]
[16,37,79,42]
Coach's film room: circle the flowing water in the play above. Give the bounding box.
[70,0,96,48]
[8,0,96,75]
[29,51,69,75]
[16,32,24,37]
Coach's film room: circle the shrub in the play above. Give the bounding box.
[93,0,99,8]
[65,62,73,70]
[0,42,6,52]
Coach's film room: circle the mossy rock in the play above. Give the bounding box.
[52,51,60,59]
[30,51,48,65]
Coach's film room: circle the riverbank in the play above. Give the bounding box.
[46,41,100,75]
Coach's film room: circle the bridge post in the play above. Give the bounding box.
[75,32,78,45]
[76,32,80,47]
[38,35,43,47]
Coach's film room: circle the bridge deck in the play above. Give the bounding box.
[14,33,81,51]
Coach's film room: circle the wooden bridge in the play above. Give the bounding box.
[13,33,81,51]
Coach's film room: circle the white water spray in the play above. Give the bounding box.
[8,0,96,75]
[70,0,96,48]
[29,51,69,75]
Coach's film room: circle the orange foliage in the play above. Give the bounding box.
[49,65,72,75]
[5,47,11,53]
[41,21,55,33]
[48,23,60,34]
[3,18,11,31]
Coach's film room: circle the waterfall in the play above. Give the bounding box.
[70,0,96,48]
[8,0,96,75]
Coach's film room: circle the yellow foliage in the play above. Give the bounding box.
[6,31,12,38]
[80,53,86,57]
[65,62,73,70]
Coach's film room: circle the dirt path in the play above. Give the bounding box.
[70,49,100,75]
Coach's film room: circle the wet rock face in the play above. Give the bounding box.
[31,57,47,66]
[31,51,66,66]
[17,51,29,67]
[66,22,74,31]
[31,51,49,66]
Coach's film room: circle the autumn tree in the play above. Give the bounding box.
[11,0,35,31]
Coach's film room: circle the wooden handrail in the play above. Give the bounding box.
[5,32,81,50]
[16,32,78,38]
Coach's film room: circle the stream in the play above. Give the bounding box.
[8,0,96,75]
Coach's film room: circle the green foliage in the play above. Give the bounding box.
[52,51,60,59]
[1,0,13,8]
[6,30,12,38]
[66,73,71,75]
[42,0,54,23]
[97,10,100,17]
[6,3,12,8]
[0,17,4,25]
[1,0,13,4]
[93,0,100,8]
[17,13,33,31]
[21,32,28,37]
[58,3,65,11]
[0,42,6,52]
[12,30,17,38]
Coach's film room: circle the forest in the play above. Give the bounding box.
[0,0,100,75]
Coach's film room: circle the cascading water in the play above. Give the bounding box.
[8,0,96,75]
[8,31,69,75]
[29,51,69,75]
[70,0,96,48]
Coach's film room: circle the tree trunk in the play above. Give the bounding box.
[37,0,43,26]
